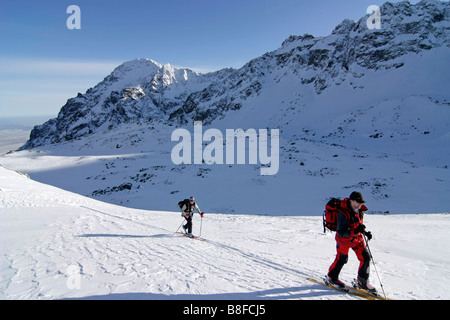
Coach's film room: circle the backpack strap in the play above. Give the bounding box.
[338,199,352,221]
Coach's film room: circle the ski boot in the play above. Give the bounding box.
[353,277,378,295]
[325,276,347,290]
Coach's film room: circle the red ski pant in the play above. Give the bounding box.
[328,234,371,281]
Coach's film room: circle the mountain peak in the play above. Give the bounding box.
[20,0,450,149]
[123,58,162,68]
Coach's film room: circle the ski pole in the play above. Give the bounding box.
[174,219,185,236]
[199,215,203,237]
[364,234,387,299]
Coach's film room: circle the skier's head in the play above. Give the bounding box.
[349,191,365,210]
[189,196,195,203]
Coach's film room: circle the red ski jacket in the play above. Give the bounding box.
[336,198,368,238]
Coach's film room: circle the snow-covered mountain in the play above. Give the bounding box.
[20,0,449,148]
[2,0,449,215]
[1,165,449,300]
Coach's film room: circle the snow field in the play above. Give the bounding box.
[1,166,449,300]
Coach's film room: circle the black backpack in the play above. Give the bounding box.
[178,199,186,209]
[178,199,192,211]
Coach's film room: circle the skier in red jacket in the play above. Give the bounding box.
[327,191,375,293]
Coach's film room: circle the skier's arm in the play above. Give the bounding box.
[194,203,204,217]
[336,211,350,237]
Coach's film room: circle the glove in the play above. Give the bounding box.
[354,224,366,234]
[182,212,190,219]
[201,212,204,218]
[364,230,373,241]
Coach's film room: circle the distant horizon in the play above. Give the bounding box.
[0,115,53,130]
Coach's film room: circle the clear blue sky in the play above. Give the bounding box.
[0,0,421,118]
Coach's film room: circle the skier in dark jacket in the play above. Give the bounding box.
[179,196,203,237]
[327,191,375,292]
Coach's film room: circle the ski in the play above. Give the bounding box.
[351,279,391,300]
[307,277,378,300]
[176,231,206,241]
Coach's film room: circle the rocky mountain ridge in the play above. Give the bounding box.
[21,0,449,150]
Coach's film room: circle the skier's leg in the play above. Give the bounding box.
[352,235,371,282]
[186,216,193,234]
[328,238,349,281]
[354,245,371,282]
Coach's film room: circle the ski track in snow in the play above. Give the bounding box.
[1,166,449,300]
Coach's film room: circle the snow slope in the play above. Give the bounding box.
[1,165,449,300]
